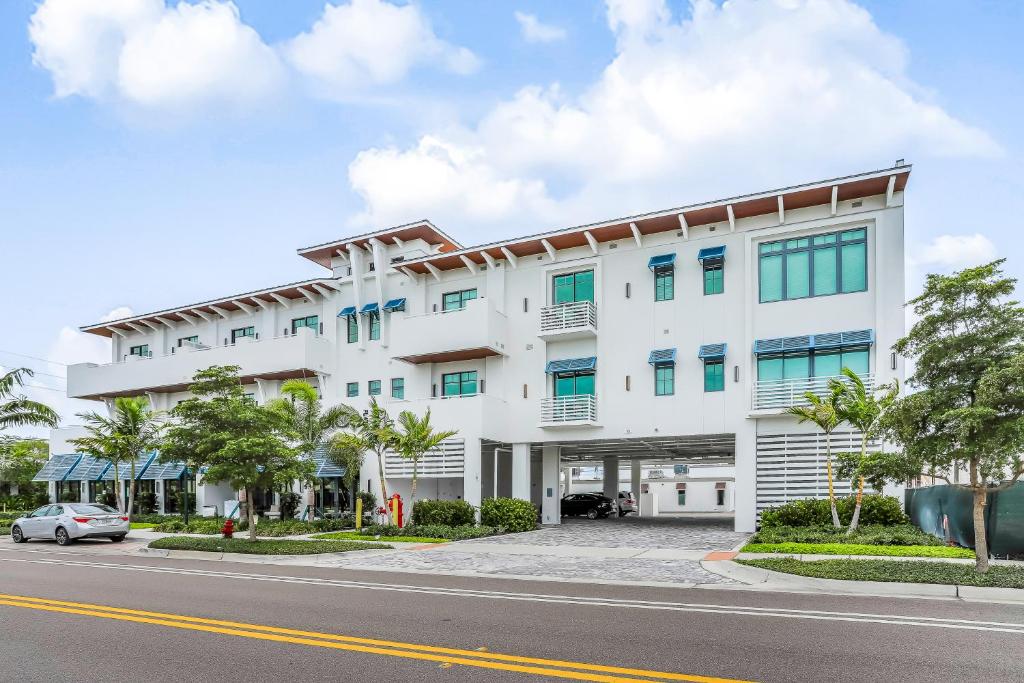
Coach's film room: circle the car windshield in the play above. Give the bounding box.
[67,504,117,515]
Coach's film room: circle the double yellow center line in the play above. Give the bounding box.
[0,593,751,682]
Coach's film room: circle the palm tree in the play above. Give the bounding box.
[0,368,59,431]
[831,368,898,534]
[393,408,458,516]
[329,398,396,510]
[70,396,165,521]
[787,384,844,529]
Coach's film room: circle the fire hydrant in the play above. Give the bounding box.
[222,519,234,539]
[388,494,404,528]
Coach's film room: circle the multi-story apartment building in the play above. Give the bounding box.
[45,164,909,532]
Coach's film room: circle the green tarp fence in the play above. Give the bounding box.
[905,482,1024,558]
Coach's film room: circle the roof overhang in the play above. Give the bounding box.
[296,220,463,269]
[397,165,911,276]
[71,368,319,401]
[393,347,502,365]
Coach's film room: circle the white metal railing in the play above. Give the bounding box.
[753,373,875,410]
[540,394,597,424]
[539,300,597,335]
[384,439,466,478]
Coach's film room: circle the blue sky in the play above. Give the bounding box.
[2,0,1022,434]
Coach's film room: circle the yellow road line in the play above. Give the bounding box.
[0,593,752,683]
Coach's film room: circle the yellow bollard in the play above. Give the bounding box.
[355,497,363,530]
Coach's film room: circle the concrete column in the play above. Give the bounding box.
[511,443,531,501]
[734,423,757,532]
[602,456,618,499]
[463,438,483,520]
[541,445,561,525]
[562,467,573,496]
[630,460,642,516]
[47,482,56,504]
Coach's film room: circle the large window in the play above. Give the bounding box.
[759,228,867,303]
[391,377,404,399]
[703,262,723,295]
[291,315,319,334]
[442,288,477,311]
[177,335,198,347]
[552,270,594,304]
[654,268,674,301]
[757,348,870,381]
[368,311,381,340]
[346,315,358,344]
[442,371,478,396]
[231,326,255,344]
[704,360,725,392]
[129,344,150,358]
[368,380,381,396]
[655,365,674,396]
[553,370,595,397]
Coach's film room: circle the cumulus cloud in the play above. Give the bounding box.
[910,234,997,272]
[514,11,567,44]
[347,0,1001,237]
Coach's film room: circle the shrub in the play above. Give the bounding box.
[134,491,157,515]
[480,497,537,533]
[148,537,390,555]
[98,491,118,509]
[152,518,223,535]
[412,499,476,526]
[740,542,974,558]
[750,524,942,546]
[279,492,301,520]
[759,495,907,528]
[356,491,377,513]
[359,523,498,541]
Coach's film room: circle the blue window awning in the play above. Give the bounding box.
[32,454,83,482]
[140,460,187,480]
[360,302,379,314]
[697,246,726,262]
[648,253,676,270]
[69,455,113,482]
[648,348,677,366]
[698,343,727,360]
[383,297,406,312]
[754,329,874,355]
[545,356,597,374]
[337,306,356,317]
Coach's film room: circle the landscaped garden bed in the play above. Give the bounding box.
[147,536,391,555]
[741,542,974,558]
[313,531,447,543]
[738,558,1024,589]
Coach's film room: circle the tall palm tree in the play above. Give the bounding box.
[787,384,844,528]
[70,396,165,521]
[0,368,59,431]
[393,408,457,515]
[329,398,396,510]
[831,368,899,534]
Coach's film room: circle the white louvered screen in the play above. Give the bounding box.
[756,431,880,517]
[384,438,465,478]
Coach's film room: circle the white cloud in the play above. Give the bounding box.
[347,0,1001,237]
[910,234,997,272]
[284,0,480,97]
[514,11,567,44]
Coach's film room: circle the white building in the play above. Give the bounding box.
[44,164,909,532]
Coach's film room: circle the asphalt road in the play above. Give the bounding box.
[1,543,1022,682]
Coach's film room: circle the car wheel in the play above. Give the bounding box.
[11,526,26,543]
[618,508,625,517]
[586,508,599,520]
[55,527,72,546]
[110,535,126,543]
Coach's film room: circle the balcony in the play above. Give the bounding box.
[68,328,334,400]
[540,394,598,428]
[752,373,875,412]
[538,301,597,341]
[390,297,508,364]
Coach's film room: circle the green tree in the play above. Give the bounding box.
[0,368,59,430]
[786,385,844,529]
[70,396,165,520]
[833,368,898,534]
[393,408,457,514]
[162,366,310,541]
[876,261,1024,572]
[329,398,396,509]
[0,437,49,500]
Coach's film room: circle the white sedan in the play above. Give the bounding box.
[11,503,129,545]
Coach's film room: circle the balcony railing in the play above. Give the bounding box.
[540,394,597,425]
[539,300,597,338]
[753,373,875,411]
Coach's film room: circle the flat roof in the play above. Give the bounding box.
[297,220,464,268]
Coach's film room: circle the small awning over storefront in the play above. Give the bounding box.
[545,357,597,374]
[383,298,407,312]
[648,348,677,365]
[753,329,873,355]
[647,253,676,270]
[697,246,726,262]
[360,302,379,314]
[698,343,727,360]
[32,454,83,482]
[337,306,357,317]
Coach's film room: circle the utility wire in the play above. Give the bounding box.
[0,350,68,367]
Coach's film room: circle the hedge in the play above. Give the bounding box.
[749,524,943,547]
[741,542,975,558]
[358,523,498,541]
[148,537,390,555]
[759,495,907,528]
[411,499,476,526]
[739,558,1024,589]
[314,532,447,543]
[480,498,537,533]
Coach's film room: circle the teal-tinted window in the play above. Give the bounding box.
[759,228,867,302]
[177,336,198,347]
[654,268,674,301]
[704,360,724,392]
[231,326,255,344]
[703,263,723,295]
[291,315,319,334]
[391,378,404,399]
[442,289,477,311]
[655,365,674,396]
[757,349,870,380]
[368,311,380,340]
[368,380,381,396]
[346,315,358,343]
[553,270,594,304]
[129,344,150,357]
[346,382,358,397]
[554,371,595,397]
[677,490,686,506]
[442,371,478,396]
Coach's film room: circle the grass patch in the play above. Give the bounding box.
[148,536,391,555]
[313,531,447,543]
[1,526,10,535]
[130,522,157,530]
[742,542,974,558]
[739,558,1024,589]
[750,524,943,546]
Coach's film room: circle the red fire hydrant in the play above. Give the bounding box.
[222,519,234,539]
